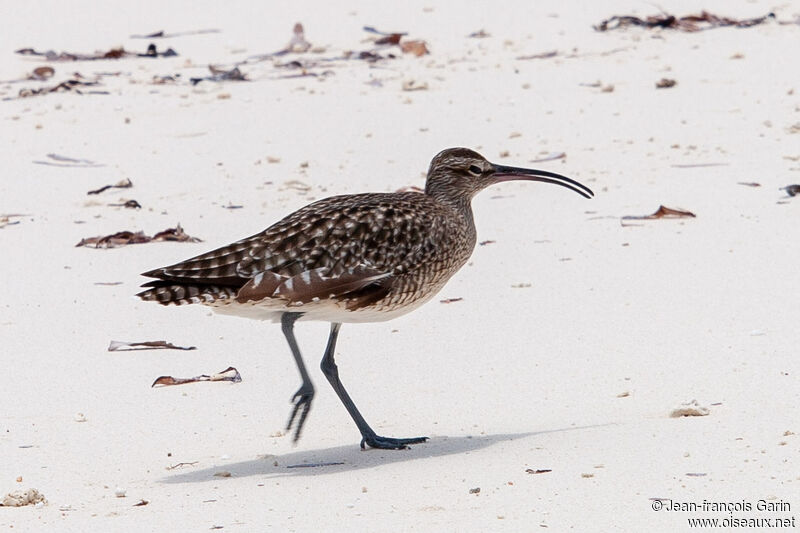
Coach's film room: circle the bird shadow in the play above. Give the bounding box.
[160,423,609,483]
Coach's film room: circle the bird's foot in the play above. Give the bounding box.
[360,434,428,450]
[286,383,314,443]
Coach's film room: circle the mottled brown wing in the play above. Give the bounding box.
[140,192,460,307]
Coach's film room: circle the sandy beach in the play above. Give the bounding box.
[1,0,798,530]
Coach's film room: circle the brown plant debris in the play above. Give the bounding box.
[594,11,774,32]
[781,184,800,197]
[737,182,761,187]
[516,50,558,60]
[108,199,142,209]
[133,499,149,506]
[190,65,247,85]
[15,44,176,61]
[17,75,106,98]
[108,340,196,352]
[526,468,552,474]
[152,366,242,387]
[468,29,491,38]
[400,40,429,56]
[76,224,201,248]
[440,297,463,304]
[88,178,133,195]
[30,66,54,80]
[622,205,696,221]
[0,214,27,228]
[656,78,677,89]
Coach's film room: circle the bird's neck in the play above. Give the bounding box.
[430,193,476,240]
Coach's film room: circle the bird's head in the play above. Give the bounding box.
[424,147,593,204]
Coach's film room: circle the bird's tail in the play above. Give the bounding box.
[136,282,238,306]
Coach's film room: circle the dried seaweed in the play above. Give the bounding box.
[400,40,429,57]
[108,199,142,209]
[0,214,27,228]
[18,77,106,98]
[15,43,177,61]
[76,224,201,248]
[108,340,196,352]
[781,184,800,197]
[88,178,133,194]
[595,11,774,32]
[152,367,241,387]
[190,65,247,85]
[622,205,696,221]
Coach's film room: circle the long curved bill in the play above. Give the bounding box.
[492,164,594,199]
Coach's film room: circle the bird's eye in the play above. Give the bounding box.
[468,165,482,175]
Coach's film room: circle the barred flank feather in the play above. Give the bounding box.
[136,283,238,306]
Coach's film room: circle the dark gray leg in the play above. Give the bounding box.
[281,312,314,443]
[320,323,428,450]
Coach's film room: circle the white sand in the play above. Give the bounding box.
[1,1,798,530]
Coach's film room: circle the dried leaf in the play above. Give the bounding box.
[88,178,133,195]
[152,224,202,243]
[525,468,552,474]
[0,214,27,228]
[76,224,201,248]
[594,11,775,32]
[108,340,196,352]
[191,66,247,85]
[400,40,429,57]
[781,184,800,197]
[152,366,242,387]
[30,66,54,80]
[622,205,696,221]
[375,33,403,45]
[108,199,142,209]
[516,50,558,60]
[655,78,677,89]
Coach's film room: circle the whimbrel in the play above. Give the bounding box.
[137,148,593,449]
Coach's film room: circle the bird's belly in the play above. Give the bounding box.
[208,277,449,324]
